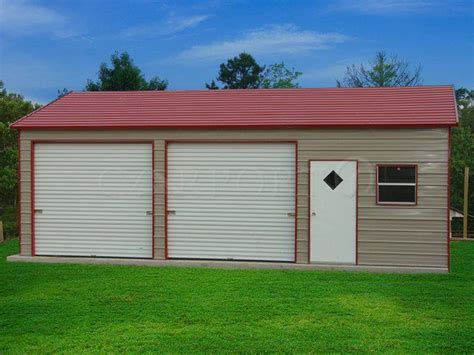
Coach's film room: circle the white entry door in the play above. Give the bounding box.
[34,143,153,258]
[310,160,357,264]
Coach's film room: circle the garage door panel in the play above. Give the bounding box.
[167,249,292,261]
[168,143,296,262]
[36,195,149,202]
[169,195,294,203]
[34,143,153,258]
[168,216,294,225]
[33,247,148,258]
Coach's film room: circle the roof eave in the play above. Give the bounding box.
[9,91,73,130]
[10,123,458,130]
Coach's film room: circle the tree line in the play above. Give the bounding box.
[60,50,422,93]
[0,51,473,238]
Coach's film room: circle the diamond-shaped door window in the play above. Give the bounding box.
[323,170,343,190]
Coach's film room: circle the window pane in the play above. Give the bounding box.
[378,166,416,183]
[323,170,343,190]
[379,185,416,203]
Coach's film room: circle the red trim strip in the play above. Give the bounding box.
[31,142,35,256]
[294,143,298,263]
[17,130,21,255]
[417,165,419,207]
[29,139,153,144]
[447,127,452,271]
[164,140,298,263]
[356,161,359,265]
[11,124,457,131]
[307,160,311,263]
[164,141,169,259]
[165,139,298,144]
[30,140,155,259]
[307,160,358,264]
[375,164,418,206]
[452,84,460,125]
[376,165,379,204]
[152,141,155,259]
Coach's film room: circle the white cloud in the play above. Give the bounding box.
[177,25,349,61]
[121,14,209,39]
[330,0,437,14]
[0,0,72,37]
[169,15,209,33]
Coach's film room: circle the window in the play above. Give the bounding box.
[323,170,343,190]
[377,165,417,204]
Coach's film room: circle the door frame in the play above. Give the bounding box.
[307,159,359,265]
[30,140,155,258]
[164,140,298,262]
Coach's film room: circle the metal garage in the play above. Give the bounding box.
[10,87,458,271]
[33,143,153,258]
[167,142,296,261]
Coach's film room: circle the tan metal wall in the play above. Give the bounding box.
[19,128,449,268]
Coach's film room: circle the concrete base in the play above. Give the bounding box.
[7,254,448,274]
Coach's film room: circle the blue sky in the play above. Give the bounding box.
[1,0,473,104]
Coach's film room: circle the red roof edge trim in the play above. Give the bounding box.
[10,91,74,129]
[11,123,457,131]
[452,84,460,126]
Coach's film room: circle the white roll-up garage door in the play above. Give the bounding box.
[34,143,153,258]
[167,143,296,261]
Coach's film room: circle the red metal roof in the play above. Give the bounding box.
[11,86,458,129]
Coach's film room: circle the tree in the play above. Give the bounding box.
[456,87,474,111]
[205,80,219,90]
[86,52,168,91]
[261,62,302,89]
[455,88,474,132]
[0,81,41,238]
[206,54,303,90]
[451,87,474,232]
[206,53,265,89]
[57,88,70,98]
[337,51,422,87]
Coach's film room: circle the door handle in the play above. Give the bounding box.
[146,211,152,216]
[168,210,176,215]
[311,212,316,216]
[287,212,295,217]
[34,209,43,214]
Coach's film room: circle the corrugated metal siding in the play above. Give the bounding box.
[296,129,448,267]
[19,128,449,269]
[19,139,32,255]
[11,86,457,129]
[34,143,153,258]
[167,143,295,261]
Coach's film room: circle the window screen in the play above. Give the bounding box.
[377,166,417,204]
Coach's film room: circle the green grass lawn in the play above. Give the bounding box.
[1,240,473,353]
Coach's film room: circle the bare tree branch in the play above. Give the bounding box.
[337,51,423,87]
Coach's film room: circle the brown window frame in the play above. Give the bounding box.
[376,164,418,206]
